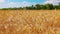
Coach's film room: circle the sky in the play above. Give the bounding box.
[0,0,60,8]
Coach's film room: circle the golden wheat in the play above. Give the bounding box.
[0,10,60,34]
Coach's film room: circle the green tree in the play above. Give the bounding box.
[35,4,41,10]
[45,4,54,10]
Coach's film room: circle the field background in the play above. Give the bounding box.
[0,10,60,34]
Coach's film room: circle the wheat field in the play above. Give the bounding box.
[0,10,60,34]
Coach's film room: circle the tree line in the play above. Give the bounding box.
[1,3,60,10]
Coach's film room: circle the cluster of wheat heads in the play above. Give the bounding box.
[0,10,60,34]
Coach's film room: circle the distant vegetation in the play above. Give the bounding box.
[1,3,60,10]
